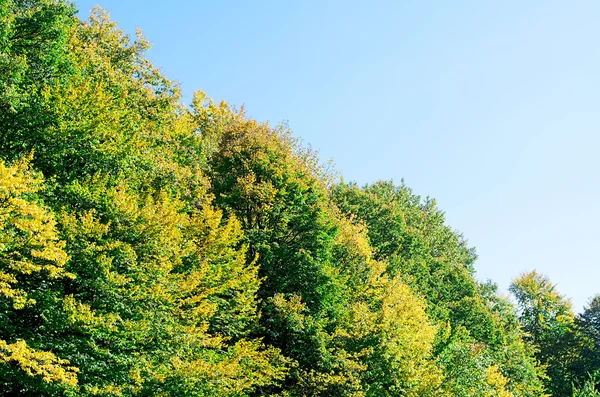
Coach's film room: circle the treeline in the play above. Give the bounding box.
[0,1,598,396]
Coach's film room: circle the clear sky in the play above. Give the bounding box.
[76,1,600,312]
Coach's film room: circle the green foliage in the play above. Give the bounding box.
[572,373,600,397]
[511,271,577,396]
[1,1,578,396]
[194,95,443,396]
[510,271,574,346]
[331,181,546,397]
[571,296,600,387]
[54,178,288,396]
[331,181,478,323]
[0,0,76,159]
[438,331,514,397]
[1,3,288,395]
[331,219,442,397]
[0,157,78,394]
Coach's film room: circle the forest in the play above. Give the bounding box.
[1,1,599,396]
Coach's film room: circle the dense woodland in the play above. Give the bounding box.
[1,1,599,396]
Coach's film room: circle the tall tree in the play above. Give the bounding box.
[1,6,289,395]
[510,270,577,396]
[0,2,561,395]
[0,157,78,395]
[570,295,600,392]
[194,94,444,396]
[331,181,545,397]
[0,0,76,161]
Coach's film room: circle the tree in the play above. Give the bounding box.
[0,0,76,160]
[1,6,289,394]
[510,270,577,396]
[572,373,600,397]
[193,93,445,396]
[569,295,600,392]
[331,181,545,396]
[438,330,515,397]
[0,2,559,395]
[0,157,78,395]
[53,178,288,396]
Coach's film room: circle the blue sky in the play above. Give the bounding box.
[76,1,600,312]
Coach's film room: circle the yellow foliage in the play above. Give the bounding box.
[486,365,516,397]
[169,339,289,393]
[0,157,72,308]
[0,340,78,386]
[332,213,442,395]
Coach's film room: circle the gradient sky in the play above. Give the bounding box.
[76,1,600,312]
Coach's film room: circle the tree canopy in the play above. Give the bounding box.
[0,1,598,396]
